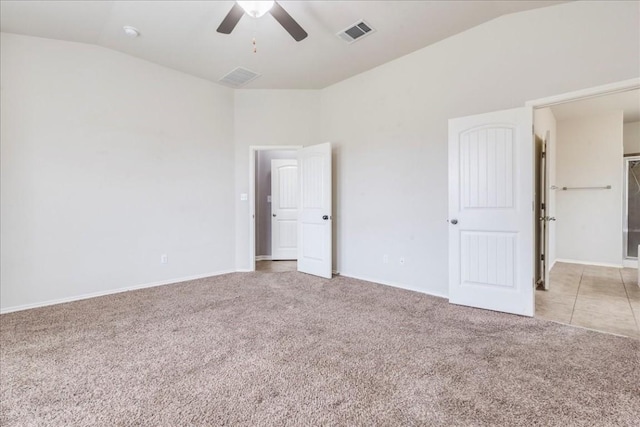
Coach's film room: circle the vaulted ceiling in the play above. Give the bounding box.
[0,1,565,89]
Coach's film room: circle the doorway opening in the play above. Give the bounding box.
[249,143,334,278]
[624,156,640,261]
[249,146,301,272]
[530,82,640,338]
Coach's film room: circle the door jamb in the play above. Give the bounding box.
[249,145,302,272]
[526,78,639,110]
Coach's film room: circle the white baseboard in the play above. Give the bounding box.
[2,269,449,314]
[554,259,623,269]
[622,259,638,269]
[254,256,300,262]
[339,272,448,300]
[0,269,236,315]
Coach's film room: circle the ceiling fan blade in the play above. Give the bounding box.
[217,3,244,34]
[269,1,307,42]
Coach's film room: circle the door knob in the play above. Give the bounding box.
[549,217,556,221]
[272,214,276,217]
[450,219,458,225]
[322,215,329,220]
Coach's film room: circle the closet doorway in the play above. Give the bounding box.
[250,146,301,272]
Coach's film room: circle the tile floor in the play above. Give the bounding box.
[256,260,297,272]
[536,262,640,339]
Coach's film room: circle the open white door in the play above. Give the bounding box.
[448,107,534,316]
[271,159,298,260]
[297,142,332,278]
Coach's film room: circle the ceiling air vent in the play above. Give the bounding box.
[337,20,375,44]
[219,67,260,88]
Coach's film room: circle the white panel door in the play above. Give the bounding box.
[448,107,534,316]
[297,143,332,278]
[271,159,298,260]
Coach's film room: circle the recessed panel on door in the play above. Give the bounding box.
[301,223,325,261]
[460,127,515,209]
[460,231,517,288]
[277,220,297,249]
[301,156,324,209]
[278,166,298,209]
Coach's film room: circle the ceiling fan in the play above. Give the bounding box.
[217,1,308,42]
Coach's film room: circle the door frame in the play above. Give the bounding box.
[623,155,640,263]
[534,133,546,289]
[249,145,302,272]
[542,130,551,289]
[526,78,639,110]
[525,78,640,277]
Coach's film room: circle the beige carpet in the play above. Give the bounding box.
[1,271,639,426]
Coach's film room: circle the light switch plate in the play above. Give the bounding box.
[240,193,248,201]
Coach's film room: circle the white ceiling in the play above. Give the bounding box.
[0,0,565,89]
[551,89,640,123]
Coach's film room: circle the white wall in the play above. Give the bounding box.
[234,90,321,270]
[255,149,297,257]
[624,121,640,154]
[318,1,639,296]
[2,1,639,311]
[0,33,236,311]
[534,108,558,268]
[555,112,624,266]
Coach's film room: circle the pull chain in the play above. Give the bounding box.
[252,17,258,54]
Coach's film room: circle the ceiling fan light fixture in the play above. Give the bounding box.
[237,1,274,18]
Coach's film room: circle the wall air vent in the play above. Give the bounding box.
[337,20,375,44]
[219,67,260,88]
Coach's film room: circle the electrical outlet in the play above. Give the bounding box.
[161,254,168,264]
[399,257,405,265]
[383,254,389,264]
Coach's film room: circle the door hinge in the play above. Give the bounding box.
[540,254,545,261]
[542,151,546,159]
[541,203,545,210]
